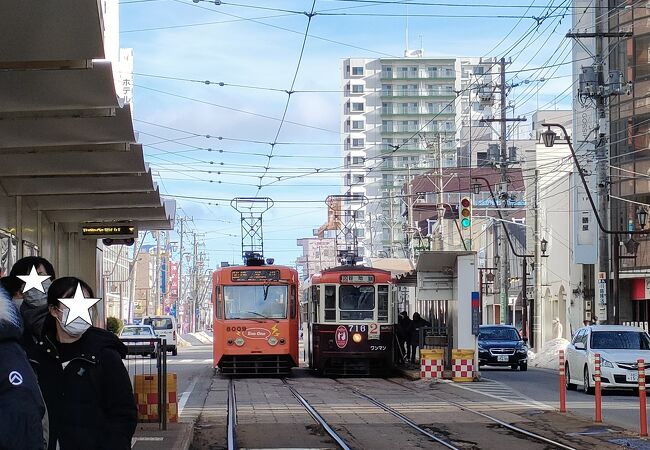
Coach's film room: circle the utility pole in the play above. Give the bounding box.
[436,133,446,251]
[534,169,542,347]
[192,231,198,333]
[481,57,526,325]
[407,165,415,262]
[154,231,161,316]
[177,216,189,329]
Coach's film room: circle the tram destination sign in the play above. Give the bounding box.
[81,223,137,239]
[340,275,374,284]
[231,269,280,282]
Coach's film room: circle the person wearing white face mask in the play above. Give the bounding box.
[28,277,137,450]
[10,256,56,339]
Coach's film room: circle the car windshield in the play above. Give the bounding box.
[479,327,521,341]
[121,327,152,336]
[144,318,173,330]
[224,285,288,319]
[591,331,650,350]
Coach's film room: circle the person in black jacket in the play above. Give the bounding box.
[29,277,137,450]
[0,281,46,450]
[408,312,431,364]
[395,311,411,364]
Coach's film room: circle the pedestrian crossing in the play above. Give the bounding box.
[450,378,553,411]
[167,358,213,365]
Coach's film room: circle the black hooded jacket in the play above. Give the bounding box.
[0,286,46,450]
[28,318,137,450]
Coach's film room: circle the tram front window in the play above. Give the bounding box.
[339,285,374,320]
[224,285,288,319]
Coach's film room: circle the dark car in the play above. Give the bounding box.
[478,325,528,371]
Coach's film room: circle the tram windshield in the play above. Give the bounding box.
[339,285,374,320]
[224,285,288,319]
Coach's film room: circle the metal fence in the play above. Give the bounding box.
[122,337,168,429]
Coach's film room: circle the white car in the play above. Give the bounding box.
[119,325,158,358]
[143,315,178,356]
[565,325,650,394]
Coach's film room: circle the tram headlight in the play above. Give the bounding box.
[234,337,245,347]
[279,338,286,345]
[352,333,362,343]
[227,338,234,345]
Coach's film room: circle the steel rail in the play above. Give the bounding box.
[281,379,352,450]
[386,379,577,450]
[351,389,460,450]
[227,379,237,450]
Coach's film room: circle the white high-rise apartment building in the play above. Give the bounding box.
[341,56,499,259]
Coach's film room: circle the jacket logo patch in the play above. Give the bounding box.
[9,371,23,386]
[77,368,86,377]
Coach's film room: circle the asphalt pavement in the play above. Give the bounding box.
[481,366,647,434]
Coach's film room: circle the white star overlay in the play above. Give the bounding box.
[17,265,51,293]
[59,283,101,326]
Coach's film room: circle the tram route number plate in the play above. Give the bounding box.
[368,323,380,340]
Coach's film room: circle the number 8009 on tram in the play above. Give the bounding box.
[302,266,395,376]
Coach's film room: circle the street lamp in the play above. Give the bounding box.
[637,207,648,229]
[541,238,548,255]
[472,183,481,195]
[541,126,557,148]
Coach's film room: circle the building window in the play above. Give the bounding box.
[352,138,365,147]
[355,228,365,237]
[354,175,365,184]
[352,66,364,75]
[352,84,364,93]
[351,120,364,130]
[352,156,364,165]
[351,102,364,112]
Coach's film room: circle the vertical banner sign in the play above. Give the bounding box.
[471,291,480,335]
[598,272,607,305]
[160,256,167,294]
[169,262,179,299]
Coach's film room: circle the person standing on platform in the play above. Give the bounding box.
[0,281,46,449]
[29,277,137,450]
[408,312,431,364]
[10,256,56,340]
[396,311,411,364]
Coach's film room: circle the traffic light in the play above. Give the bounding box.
[460,197,472,229]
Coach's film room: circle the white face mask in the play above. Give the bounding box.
[23,279,52,307]
[56,307,91,337]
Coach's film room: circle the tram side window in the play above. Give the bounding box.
[290,285,297,319]
[378,285,389,323]
[324,285,336,321]
[311,285,320,322]
[215,286,223,319]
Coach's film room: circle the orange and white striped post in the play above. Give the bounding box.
[638,359,647,437]
[594,353,602,423]
[559,349,566,413]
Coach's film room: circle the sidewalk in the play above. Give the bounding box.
[131,422,194,450]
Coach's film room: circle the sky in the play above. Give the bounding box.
[118,0,578,269]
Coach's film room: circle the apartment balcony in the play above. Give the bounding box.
[380,124,420,134]
[381,106,420,115]
[380,70,457,80]
[379,143,428,153]
[380,90,456,99]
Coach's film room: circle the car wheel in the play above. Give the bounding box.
[519,362,528,371]
[510,364,519,371]
[171,347,178,356]
[150,352,156,359]
[583,366,594,394]
[565,363,577,390]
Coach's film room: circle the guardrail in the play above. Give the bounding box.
[122,337,168,429]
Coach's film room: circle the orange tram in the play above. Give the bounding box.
[303,265,395,376]
[212,262,299,375]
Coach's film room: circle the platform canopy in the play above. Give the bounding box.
[0,0,175,231]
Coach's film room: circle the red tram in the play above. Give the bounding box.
[304,266,395,376]
[212,262,299,375]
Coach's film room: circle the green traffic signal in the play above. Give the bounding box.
[461,217,471,228]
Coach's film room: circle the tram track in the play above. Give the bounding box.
[348,378,578,450]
